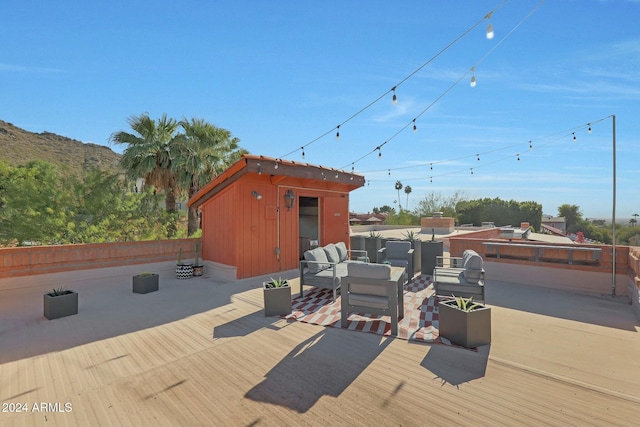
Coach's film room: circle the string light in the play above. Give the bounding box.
[517,153,520,161]
[274,159,279,169]
[392,87,397,104]
[301,147,305,159]
[529,141,533,151]
[257,162,262,175]
[430,163,433,170]
[485,12,494,39]
[388,169,391,176]
[572,132,577,142]
[378,147,382,158]
[588,124,592,134]
[477,154,480,161]
[321,172,326,180]
[470,168,474,175]
[335,171,339,179]
[470,67,477,88]
[430,177,432,183]
[336,125,340,140]
[412,119,417,133]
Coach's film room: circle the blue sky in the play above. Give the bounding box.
[2,0,638,220]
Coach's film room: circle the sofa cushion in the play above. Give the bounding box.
[304,247,330,273]
[462,250,484,284]
[323,243,341,264]
[347,262,391,280]
[334,242,349,262]
[385,241,411,259]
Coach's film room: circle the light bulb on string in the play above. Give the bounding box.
[430,163,433,170]
[485,11,494,40]
[517,154,520,161]
[392,87,397,104]
[470,168,474,175]
[529,141,533,151]
[321,172,326,181]
[335,171,339,179]
[486,23,494,39]
[301,147,305,159]
[274,159,279,169]
[412,119,417,133]
[470,67,476,88]
[572,132,577,142]
[476,154,480,161]
[588,124,592,134]
[336,125,340,140]
[378,147,382,158]
[388,169,391,176]
[430,177,432,183]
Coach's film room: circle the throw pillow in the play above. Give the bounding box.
[304,247,330,273]
[323,243,340,264]
[334,242,349,262]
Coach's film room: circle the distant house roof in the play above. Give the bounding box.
[188,154,365,209]
[348,212,387,224]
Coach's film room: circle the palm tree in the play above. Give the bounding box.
[174,118,247,235]
[632,213,639,227]
[404,185,412,211]
[395,181,403,211]
[110,113,181,236]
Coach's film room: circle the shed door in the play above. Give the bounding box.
[298,196,319,259]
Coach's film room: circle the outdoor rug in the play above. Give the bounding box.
[285,274,449,344]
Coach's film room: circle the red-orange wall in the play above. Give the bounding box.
[199,174,351,279]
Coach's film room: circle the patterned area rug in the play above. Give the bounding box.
[285,275,447,344]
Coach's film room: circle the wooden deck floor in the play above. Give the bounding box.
[1,261,639,427]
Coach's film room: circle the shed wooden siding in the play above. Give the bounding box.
[199,174,352,279]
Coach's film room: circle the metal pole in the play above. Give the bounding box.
[611,114,617,297]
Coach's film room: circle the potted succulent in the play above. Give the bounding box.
[44,287,78,320]
[438,296,491,348]
[421,228,443,276]
[193,242,204,277]
[263,277,292,317]
[365,230,382,263]
[133,272,159,294]
[402,230,422,275]
[176,248,193,279]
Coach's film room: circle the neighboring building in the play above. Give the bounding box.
[541,215,566,235]
[188,154,365,279]
[348,212,387,225]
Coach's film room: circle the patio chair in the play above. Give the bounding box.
[433,249,485,302]
[377,240,414,280]
[340,263,405,335]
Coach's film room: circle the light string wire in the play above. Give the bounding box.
[277,0,509,161]
[343,0,546,171]
[363,115,610,185]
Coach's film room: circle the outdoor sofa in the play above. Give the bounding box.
[433,249,486,302]
[300,242,368,301]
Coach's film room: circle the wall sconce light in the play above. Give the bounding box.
[283,189,295,211]
[251,191,262,200]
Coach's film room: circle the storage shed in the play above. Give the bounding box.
[188,154,365,280]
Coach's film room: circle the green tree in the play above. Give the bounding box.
[414,191,468,220]
[0,160,72,245]
[174,118,246,235]
[395,181,403,210]
[404,185,412,211]
[558,204,583,231]
[110,113,181,237]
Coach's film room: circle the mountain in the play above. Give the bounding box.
[0,120,122,176]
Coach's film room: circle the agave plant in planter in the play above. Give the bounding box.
[133,272,159,294]
[263,277,292,317]
[438,296,491,348]
[193,242,204,277]
[176,248,193,279]
[44,287,78,320]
